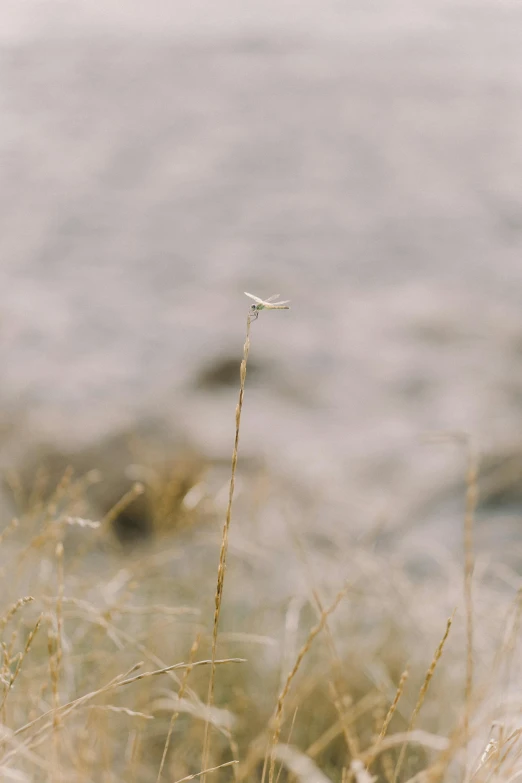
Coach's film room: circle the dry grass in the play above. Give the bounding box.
[265,585,350,783]
[0,314,521,782]
[202,314,252,780]
[369,667,409,767]
[392,612,454,783]
[464,439,479,778]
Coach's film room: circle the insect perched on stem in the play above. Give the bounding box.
[244,292,290,321]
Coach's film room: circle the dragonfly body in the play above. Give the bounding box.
[244,292,290,320]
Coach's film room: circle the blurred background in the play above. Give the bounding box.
[2,0,522,549]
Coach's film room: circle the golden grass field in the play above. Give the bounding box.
[0,314,521,783]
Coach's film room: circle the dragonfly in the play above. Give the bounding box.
[244,292,290,321]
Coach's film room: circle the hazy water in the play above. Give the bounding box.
[2,1,522,544]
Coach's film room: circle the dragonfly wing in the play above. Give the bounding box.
[264,294,281,303]
[244,292,264,304]
[273,299,290,306]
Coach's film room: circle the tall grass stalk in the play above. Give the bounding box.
[201,314,252,780]
[463,443,478,777]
